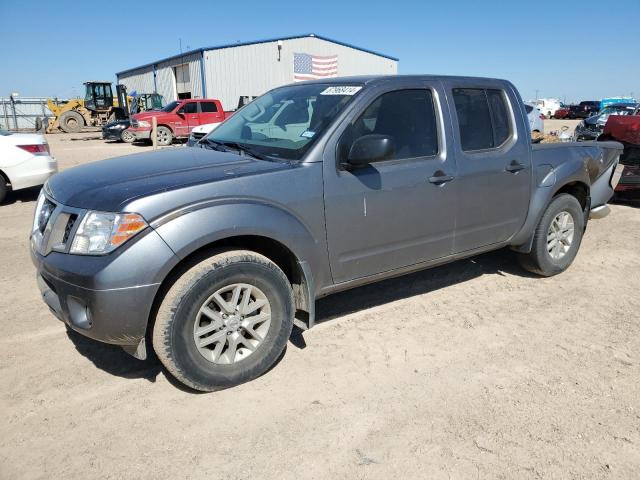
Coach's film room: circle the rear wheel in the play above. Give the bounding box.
[518,194,584,276]
[156,126,173,146]
[121,129,135,143]
[152,250,294,392]
[58,111,85,133]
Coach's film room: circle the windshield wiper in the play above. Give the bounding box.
[219,140,272,161]
[198,138,227,152]
[200,138,273,161]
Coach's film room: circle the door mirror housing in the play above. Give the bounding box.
[344,134,395,169]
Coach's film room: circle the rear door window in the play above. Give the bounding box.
[201,102,218,113]
[452,88,513,151]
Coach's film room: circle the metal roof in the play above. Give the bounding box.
[115,33,398,77]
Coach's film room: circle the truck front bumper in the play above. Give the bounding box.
[30,226,179,354]
[128,128,151,140]
[34,267,159,347]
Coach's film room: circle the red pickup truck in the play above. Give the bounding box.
[601,115,640,200]
[128,98,232,145]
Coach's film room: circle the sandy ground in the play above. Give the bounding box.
[1,131,639,479]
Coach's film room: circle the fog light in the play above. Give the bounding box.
[67,296,92,329]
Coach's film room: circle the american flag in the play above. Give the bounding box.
[293,53,338,81]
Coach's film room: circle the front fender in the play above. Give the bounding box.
[151,199,327,292]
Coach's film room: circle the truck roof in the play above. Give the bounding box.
[292,74,511,87]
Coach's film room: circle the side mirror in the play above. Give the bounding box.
[176,109,185,117]
[344,134,395,169]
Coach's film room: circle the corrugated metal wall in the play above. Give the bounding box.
[117,36,397,111]
[204,37,398,111]
[155,52,203,101]
[117,66,155,96]
[117,52,203,102]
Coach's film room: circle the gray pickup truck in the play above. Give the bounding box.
[31,76,623,391]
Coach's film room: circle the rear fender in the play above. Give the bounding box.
[510,158,590,252]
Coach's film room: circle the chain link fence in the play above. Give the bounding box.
[0,97,63,132]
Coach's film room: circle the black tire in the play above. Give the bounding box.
[121,129,135,143]
[152,250,294,392]
[58,110,85,133]
[155,126,173,146]
[0,175,8,204]
[518,194,585,277]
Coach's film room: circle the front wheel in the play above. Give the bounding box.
[58,111,85,133]
[518,194,585,276]
[121,129,135,143]
[155,126,173,146]
[152,250,294,392]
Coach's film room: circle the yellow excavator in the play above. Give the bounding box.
[46,81,163,133]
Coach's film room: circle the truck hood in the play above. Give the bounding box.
[132,110,167,121]
[46,148,291,212]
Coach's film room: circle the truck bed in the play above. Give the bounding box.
[532,140,623,207]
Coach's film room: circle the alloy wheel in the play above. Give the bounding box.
[193,283,271,364]
[547,211,575,260]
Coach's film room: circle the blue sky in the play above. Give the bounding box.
[1,0,638,103]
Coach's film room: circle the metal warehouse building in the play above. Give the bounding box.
[116,33,398,111]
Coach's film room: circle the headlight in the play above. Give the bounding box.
[137,120,151,128]
[32,190,46,233]
[112,123,126,129]
[69,211,148,255]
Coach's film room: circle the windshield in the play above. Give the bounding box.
[162,100,181,113]
[205,83,363,160]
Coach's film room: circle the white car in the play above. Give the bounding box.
[186,122,223,147]
[0,130,57,203]
[525,103,544,133]
[532,98,562,118]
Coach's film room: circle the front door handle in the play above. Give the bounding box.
[428,171,455,185]
[505,161,526,173]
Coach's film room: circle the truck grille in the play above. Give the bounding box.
[31,195,84,256]
[62,214,78,244]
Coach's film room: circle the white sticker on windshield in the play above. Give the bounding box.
[320,86,362,96]
[300,130,315,138]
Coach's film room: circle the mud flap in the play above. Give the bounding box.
[292,260,316,331]
[122,337,147,360]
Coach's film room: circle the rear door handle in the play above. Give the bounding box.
[428,171,455,185]
[505,161,526,173]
